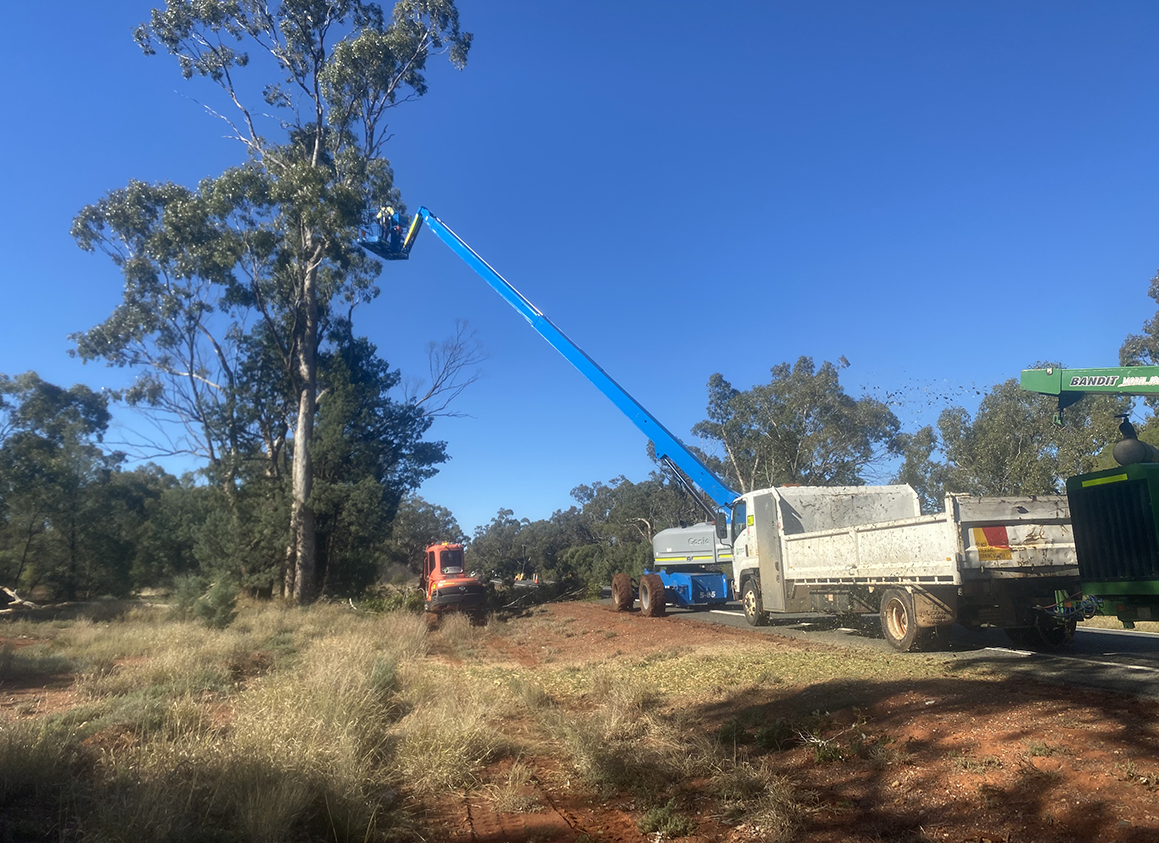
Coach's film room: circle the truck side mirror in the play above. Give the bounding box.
[715,511,729,541]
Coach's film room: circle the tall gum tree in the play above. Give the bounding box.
[692,357,901,491]
[72,0,471,602]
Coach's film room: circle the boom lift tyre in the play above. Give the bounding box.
[611,573,634,612]
[741,579,769,627]
[639,574,667,617]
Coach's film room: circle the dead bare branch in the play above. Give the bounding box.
[407,319,486,417]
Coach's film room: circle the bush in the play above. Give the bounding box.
[168,574,207,622]
[637,798,696,837]
[359,584,424,614]
[192,579,239,629]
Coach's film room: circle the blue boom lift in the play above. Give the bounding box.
[358,208,737,614]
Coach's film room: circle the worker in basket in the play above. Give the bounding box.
[375,206,405,253]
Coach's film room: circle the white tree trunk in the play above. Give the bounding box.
[291,259,320,603]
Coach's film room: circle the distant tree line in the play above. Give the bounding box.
[0,369,456,602]
[8,269,1159,603]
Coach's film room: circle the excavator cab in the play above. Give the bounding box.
[356,206,423,260]
[420,542,486,615]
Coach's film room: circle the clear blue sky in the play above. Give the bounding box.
[3,1,1158,535]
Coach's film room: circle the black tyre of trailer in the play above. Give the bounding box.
[611,573,634,612]
[639,573,667,617]
[741,578,770,627]
[880,588,920,652]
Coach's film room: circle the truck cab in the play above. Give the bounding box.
[420,542,487,615]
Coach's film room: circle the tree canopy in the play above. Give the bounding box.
[893,373,1127,512]
[693,357,901,492]
[72,0,472,602]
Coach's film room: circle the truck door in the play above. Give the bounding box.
[752,492,786,612]
[421,550,433,593]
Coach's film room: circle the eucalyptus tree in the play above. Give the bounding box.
[935,373,1127,497]
[0,373,126,597]
[72,1,471,601]
[693,357,901,492]
[381,493,466,573]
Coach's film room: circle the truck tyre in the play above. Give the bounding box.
[742,579,770,627]
[880,588,920,652]
[611,573,634,612]
[639,574,667,618]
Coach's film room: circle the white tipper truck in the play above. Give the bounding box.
[652,484,1079,651]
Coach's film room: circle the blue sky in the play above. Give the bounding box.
[3,1,1158,535]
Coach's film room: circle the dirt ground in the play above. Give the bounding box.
[422,603,1159,843]
[5,603,1159,843]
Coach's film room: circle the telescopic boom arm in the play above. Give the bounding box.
[402,207,740,509]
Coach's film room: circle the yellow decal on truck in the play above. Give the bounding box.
[1082,473,1128,488]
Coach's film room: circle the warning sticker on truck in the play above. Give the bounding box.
[972,526,1013,561]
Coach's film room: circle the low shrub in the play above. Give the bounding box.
[193,578,239,629]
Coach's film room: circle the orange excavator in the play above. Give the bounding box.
[420,542,487,615]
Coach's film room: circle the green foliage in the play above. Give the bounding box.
[892,425,956,514]
[1121,268,1159,408]
[169,573,207,621]
[894,367,1127,501]
[0,372,142,599]
[693,356,901,492]
[359,584,425,614]
[382,493,467,573]
[192,578,240,629]
[312,324,447,596]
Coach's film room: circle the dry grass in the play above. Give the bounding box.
[1080,616,1159,633]
[1,601,439,841]
[392,663,514,793]
[1,600,851,841]
[483,760,544,813]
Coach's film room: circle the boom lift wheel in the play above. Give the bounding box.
[611,573,634,612]
[741,579,769,627]
[639,574,667,618]
[880,588,920,652]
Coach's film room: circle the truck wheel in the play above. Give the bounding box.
[1004,627,1033,648]
[611,573,634,612]
[880,588,920,652]
[639,574,666,618]
[742,579,769,627]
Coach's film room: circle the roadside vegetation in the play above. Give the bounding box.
[0,598,943,842]
[6,599,1159,842]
